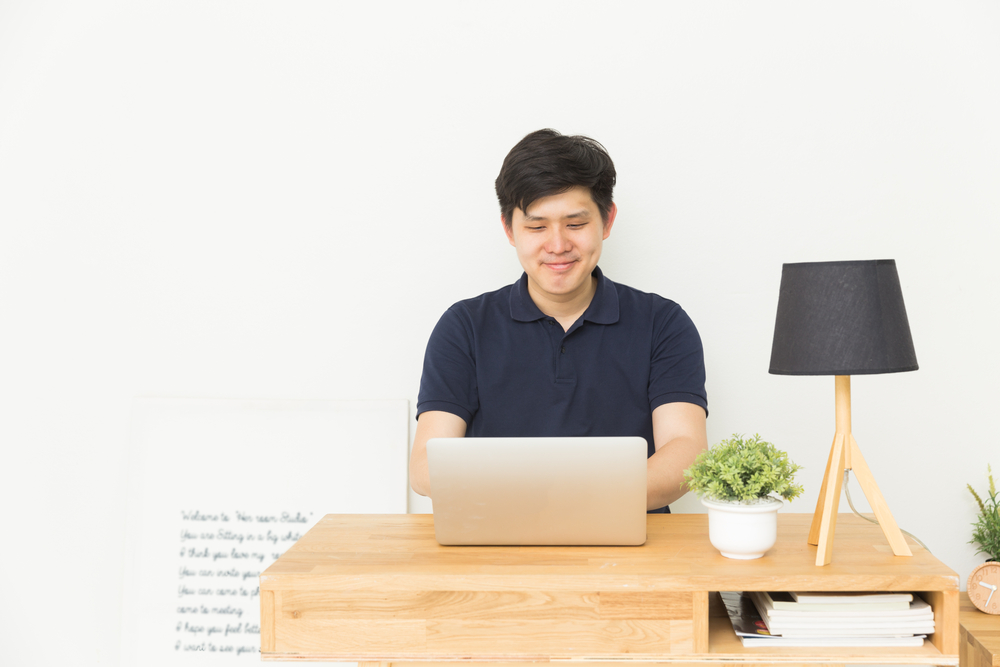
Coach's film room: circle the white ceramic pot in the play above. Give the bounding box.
[701,497,783,559]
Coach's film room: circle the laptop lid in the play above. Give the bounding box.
[427,436,647,546]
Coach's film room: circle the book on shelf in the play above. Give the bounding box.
[790,591,913,604]
[719,592,926,648]
[762,619,935,632]
[738,634,927,647]
[754,590,933,618]
[749,591,933,633]
[765,590,911,612]
[719,590,771,638]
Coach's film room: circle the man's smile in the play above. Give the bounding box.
[543,260,578,272]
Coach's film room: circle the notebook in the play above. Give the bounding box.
[427,436,647,546]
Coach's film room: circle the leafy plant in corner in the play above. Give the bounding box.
[684,433,803,503]
[967,465,1000,561]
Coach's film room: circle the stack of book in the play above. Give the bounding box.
[720,590,934,647]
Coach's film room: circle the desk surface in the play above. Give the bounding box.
[961,594,1000,667]
[260,513,959,664]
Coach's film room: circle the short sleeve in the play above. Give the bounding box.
[648,304,708,416]
[416,304,480,424]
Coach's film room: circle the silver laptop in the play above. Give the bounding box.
[427,436,647,546]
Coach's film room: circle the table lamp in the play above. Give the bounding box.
[769,260,918,566]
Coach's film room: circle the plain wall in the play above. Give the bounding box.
[1,2,998,665]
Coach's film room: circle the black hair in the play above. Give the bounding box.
[494,128,616,227]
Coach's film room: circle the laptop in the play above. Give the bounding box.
[426,436,647,546]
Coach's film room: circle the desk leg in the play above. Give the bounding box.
[260,590,275,653]
[925,589,960,657]
[693,590,709,653]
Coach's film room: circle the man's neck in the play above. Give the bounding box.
[527,275,598,332]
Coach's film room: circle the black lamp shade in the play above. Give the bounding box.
[769,260,918,376]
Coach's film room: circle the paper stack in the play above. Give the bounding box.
[720,591,933,647]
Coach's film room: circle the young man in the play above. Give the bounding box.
[409,129,707,513]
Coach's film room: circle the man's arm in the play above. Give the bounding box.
[409,410,467,497]
[647,402,708,510]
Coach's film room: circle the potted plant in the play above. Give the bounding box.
[684,434,803,559]
[968,465,1000,561]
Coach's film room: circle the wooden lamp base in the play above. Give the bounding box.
[808,375,913,566]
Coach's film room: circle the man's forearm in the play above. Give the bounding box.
[409,410,468,498]
[409,446,431,497]
[646,434,707,510]
[647,402,708,510]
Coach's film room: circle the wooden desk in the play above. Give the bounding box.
[961,594,1000,667]
[260,513,959,665]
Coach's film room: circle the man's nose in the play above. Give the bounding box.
[546,227,570,254]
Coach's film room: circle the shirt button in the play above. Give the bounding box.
[561,346,566,353]
[548,319,556,325]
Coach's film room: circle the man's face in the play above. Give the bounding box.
[504,186,616,307]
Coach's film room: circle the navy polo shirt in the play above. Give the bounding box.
[417,267,708,460]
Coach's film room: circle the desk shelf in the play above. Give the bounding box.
[260,514,959,665]
[709,616,954,664]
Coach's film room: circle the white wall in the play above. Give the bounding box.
[1,2,998,665]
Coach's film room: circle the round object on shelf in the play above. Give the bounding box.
[968,561,1000,615]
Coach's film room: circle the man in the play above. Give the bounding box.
[409,129,707,513]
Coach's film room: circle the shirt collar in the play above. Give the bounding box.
[508,266,620,325]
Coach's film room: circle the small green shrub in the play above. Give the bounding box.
[968,465,1000,561]
[684,433,803,503]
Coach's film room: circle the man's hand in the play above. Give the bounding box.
[647,402,708,510]
[409,411,467,497]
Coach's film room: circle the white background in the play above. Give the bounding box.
[1,2,998,666]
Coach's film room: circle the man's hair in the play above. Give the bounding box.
[495,128,616,227]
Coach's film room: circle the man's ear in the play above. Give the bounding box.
[602,202,618,240]
[502,216,516,246]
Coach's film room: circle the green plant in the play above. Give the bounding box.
[684,434,803,503]
[967,465,1000,561]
